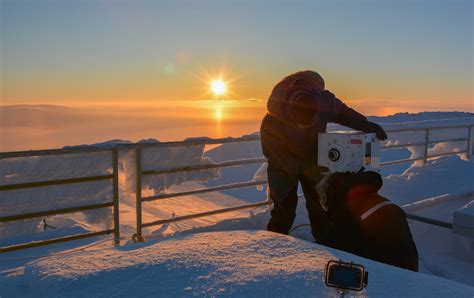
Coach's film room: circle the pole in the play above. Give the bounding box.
[467,126,473,160]
[112,149,120,245]
[423,129,430,165]
[134,147,144,242]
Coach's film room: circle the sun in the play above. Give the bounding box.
[210,80,227,96]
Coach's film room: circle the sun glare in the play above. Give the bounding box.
[211,80,227,96]
[215,105,223,120]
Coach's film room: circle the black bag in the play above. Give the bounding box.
[319,171,419,272]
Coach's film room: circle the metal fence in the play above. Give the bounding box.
[132,135,269,242]
[380,125,473,166]
[0,147,120,253]
[379,124,473,229]
[0,124,472,251]
[132,124,473,239]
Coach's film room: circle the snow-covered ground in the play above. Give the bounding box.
[1,231,473,297]
[0,112,473,296]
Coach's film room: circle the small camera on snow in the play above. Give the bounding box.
[318,131,380,172]
[325,260,368,292]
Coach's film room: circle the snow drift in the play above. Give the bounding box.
[1,231,472,297]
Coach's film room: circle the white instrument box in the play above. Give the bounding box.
[318,131,380,172]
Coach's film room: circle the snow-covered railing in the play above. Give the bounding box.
[400,192,474,231]
[0,147,120,253]
[132,135,270,242]
[131,124,473,240]
[381,124,473,166]
[0,123,472,249]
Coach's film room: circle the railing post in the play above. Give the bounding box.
[423,128,430,165]
[112,148,120,245]
[468,126,473,160]
[265,184,272,205]
[134,146,144,242]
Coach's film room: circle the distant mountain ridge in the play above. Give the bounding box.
[0,104,82,127]
[1,106,473,152]
[0,104,74,111]
[368,111,473,123]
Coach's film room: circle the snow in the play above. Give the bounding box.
[118,143,219,205]
[1,231,473,297]
[1,112,474,295]
[368,112,474,123]
[453,200,474,238]
[341,115,474,133]
[457,201,474,217]
[0,138,220,241]
[375,156,474,286]
[381,156,474,205]
[171,156,474,287]
[398,191,474,285]
[0,151,114,239]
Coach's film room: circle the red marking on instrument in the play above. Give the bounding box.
[351,139,363,144]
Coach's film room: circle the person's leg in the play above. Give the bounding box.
[266,164,299,235]
[300,174,330,243]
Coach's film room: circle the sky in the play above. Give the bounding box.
[1,0,473,111]
[0,0,473,150]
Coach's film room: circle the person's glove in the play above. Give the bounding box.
[367,121,388,140]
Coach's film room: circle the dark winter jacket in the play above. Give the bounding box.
[261,88,374,176]
[321,171,419,272]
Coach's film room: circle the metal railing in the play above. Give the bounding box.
[0,123,472,250]
[380,125,473,166]
[0,147,120,253]
[132,124,472,240]
[377,124,472,229]
[132,136,270,242]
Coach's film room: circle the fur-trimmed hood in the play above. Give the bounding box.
[267,70,325,124]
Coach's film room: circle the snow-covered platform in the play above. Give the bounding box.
[1,230,473,297]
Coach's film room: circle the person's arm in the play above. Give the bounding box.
[324,91,387,140]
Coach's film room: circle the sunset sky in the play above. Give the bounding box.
[2,0,472,114]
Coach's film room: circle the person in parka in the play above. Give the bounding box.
[260,70,387,243]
